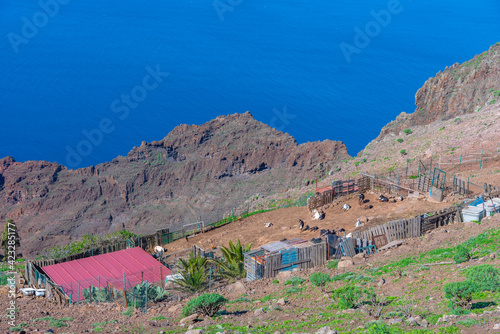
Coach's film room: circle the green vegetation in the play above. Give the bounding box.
[284,276,306,286]
[439,126,445,131]
[43,230,137,259]
[309,272,331,291]
[286,286,303,294]
[463,264,500,292]
[82,286,111,303]
[332,285,374,310]
[172,252,209,293]
[490,100,497,105]
[182,293,228,317]
[400,149,407,155]
[326,259,339,270]
[354,161,360,167]
[397,138,403,143]
[211,239,252,280]
[452,246,471,264]
[443,281,478,314]
[454,118,462,122]
[493,90,500,97]
[121,307,133,317]
[403,129,413,135]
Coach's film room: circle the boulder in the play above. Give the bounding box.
[276,271,292,283]
[185,330,203,334]
[277,298,286,306]
[254,308,265,316]
[315,326,337,334]
[337,260,354,269]
[180,313,199,324]
[226,281,246,295]
[168,303,183,313]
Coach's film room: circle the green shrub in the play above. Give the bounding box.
[182,293,228,318]
[332,285,374,310]
[362,158,367,163]
[443,281,478,314]
[309,273,331,290]
[283,276,306,286]
[354,162,360,167]
[400,149,407,155]
[364,320,391,334]
[286,286,304,294]
[403,129,412,135]
[326,260,339,270]
[464,264,500,292]
[457,318,478,327]
[396,138,403,143]
[121,307,133,317]
[272,278,279,284]
[490,100,497,105]
[453,246,472,264]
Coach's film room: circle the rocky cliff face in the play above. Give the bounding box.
[0,112,349,258]
[379,42,500,137]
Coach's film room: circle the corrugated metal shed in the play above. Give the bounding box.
[43,247,170,302]
[261,241,289,253]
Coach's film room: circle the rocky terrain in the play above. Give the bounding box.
[3,214,500,334]
[378,42,500,137]
[0,112,348,258]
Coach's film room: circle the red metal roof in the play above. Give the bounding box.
[43,247,170,302]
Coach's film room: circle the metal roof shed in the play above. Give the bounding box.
[43,247,170,302]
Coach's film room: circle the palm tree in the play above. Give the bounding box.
[171,252,209,293]
[211,239,251,280]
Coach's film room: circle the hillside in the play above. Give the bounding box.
[0,112,349,258]
[3,215,500,333]
[378,42,500,138]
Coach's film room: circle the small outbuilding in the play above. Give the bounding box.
[244,238,326,281]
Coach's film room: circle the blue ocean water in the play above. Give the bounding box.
[0,0,499,168]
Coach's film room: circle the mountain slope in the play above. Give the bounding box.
[0,112,349,257]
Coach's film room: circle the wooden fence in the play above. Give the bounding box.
[307,179,357,211]
[421,207,462,233]
[350,206,463,249]
[351,216,422,246]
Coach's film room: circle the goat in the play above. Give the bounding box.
[302,225,310,232]
[397,195,404,201]
[342,204,351,211]
[299,219,305,231]
[378,195,389,202]
[362,204,373,210]
[265,222,273,228]
[358,193,365,205]
[280,238,287,242]
[310,226,319,232]
[355,219,362,227]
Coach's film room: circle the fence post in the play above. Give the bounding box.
[78,282,80,302]
[123,273,126,290]
[458,152,462,172]
[480,150,483,169]
[430,155,433,172]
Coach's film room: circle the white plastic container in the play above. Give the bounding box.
[20,288,35,296]
[485,203,500,216]
[491,198,500,206]
[35,289,46,297]
[462,206,484,222]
